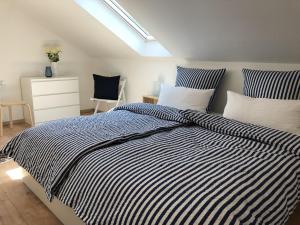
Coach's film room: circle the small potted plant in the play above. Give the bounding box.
[45,47,61,76]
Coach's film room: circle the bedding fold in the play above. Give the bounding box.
[2,103,188,199]
[181,110,300,156]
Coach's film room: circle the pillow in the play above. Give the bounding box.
[223,91,300,134]
[175,66,226,111]
[242,68,300,99]
[93,74,120,100]
[157,84,214,111]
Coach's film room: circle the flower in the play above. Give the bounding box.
[45,47,62,62]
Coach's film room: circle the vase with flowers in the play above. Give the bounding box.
[45,47,61,76]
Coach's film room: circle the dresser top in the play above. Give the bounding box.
[21,76,78,82]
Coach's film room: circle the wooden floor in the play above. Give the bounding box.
[0,123,62,225]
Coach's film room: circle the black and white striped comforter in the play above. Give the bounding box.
[3,104,188,199]
[2,104,300,225]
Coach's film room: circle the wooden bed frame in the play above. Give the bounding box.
[22,169,300,225]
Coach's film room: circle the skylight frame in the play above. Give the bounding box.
[103,0,155,41]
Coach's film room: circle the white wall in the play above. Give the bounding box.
[92,58,300,113]
[2,0,300,120]
[0,1,94,122]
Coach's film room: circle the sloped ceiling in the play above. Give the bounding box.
[14,0,138,58]
[14,0,300,62]
[117,0,300,62]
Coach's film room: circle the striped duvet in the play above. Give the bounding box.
[2,103,300,225]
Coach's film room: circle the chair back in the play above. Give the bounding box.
[119,78,126,93]
[91,77,127,113]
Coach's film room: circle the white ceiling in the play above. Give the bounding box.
[14,0,300,62]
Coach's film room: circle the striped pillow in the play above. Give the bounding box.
[243,69,300,99]
[175,66,226,111]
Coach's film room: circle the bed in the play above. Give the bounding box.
[2,103,300,225]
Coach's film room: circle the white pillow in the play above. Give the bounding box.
[223,91,300,134]
[157,84,214,111]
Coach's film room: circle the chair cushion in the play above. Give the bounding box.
[93,74,120,100]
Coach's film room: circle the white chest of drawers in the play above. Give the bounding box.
[21,76,80,125]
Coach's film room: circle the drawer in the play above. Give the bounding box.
[34,105,80,123]
[31,79,79,96]
[33,93,80,110]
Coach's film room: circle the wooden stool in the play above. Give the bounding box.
[0,101,33,136]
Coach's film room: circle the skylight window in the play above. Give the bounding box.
[104,0,155,41]
[75,0,171,57]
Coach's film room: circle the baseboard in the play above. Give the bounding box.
[2,110,93,126]
[2,119,25,126]
[80,108,94,115]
